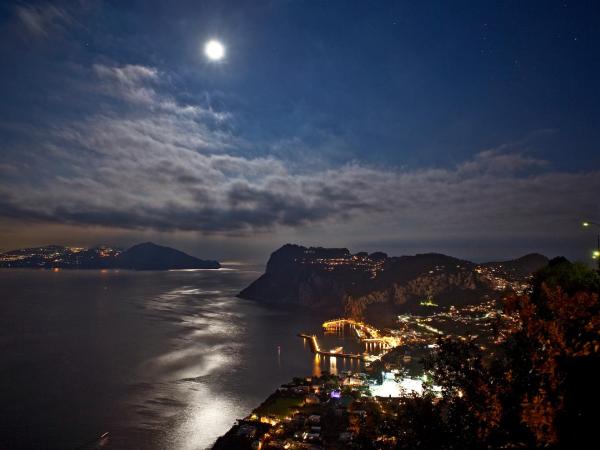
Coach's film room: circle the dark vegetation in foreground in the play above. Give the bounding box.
[415,258,600,449]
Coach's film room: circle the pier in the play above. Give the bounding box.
[298,333,365,360]
[322,318,400,349]
[299,317,402,361]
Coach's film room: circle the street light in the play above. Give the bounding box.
[582,220,600,269]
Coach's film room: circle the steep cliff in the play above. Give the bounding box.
[239,244,549,324]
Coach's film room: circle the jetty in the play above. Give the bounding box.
[298,333,364,360]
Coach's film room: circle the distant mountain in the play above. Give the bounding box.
[116,242,220,270]
[0,242,220,270]
[481,253,549,278]
[238,244,548,326]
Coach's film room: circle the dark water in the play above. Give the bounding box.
[0,267,362,449]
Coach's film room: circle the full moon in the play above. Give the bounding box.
[204,40,225,61]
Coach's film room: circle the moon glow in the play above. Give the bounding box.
[204,40,225,61]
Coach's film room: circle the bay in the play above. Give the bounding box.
[0,267,361,449]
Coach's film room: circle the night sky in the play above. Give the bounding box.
[0,0,599,262]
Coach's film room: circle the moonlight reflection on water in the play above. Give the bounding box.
[0,268,355,449]
[138,286,247,448]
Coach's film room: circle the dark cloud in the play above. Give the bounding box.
[1,63,598,241]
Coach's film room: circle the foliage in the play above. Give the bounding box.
[406,259,600,449]
[503,259,600,446]
[531,257,600,297]
[393,394,448,450]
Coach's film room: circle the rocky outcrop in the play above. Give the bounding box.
[343,271,491,321]
[115,242,220,270]
[238,244,549,324]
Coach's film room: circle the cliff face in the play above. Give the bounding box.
[238,244,549,324]
[343,270,488,323]
[237,244,352,308]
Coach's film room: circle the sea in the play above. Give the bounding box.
[0,266,364,449]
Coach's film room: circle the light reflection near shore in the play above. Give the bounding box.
[173,383,242,450]
[140,287,247,449]
[329,356,338,375]
[312,354,321,377]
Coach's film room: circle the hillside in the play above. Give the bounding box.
[238,244,548,325]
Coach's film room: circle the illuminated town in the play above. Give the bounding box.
[212,245,557,449]
[214,294,518,450]
[295,251,387,279]
[0,245,122,268]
